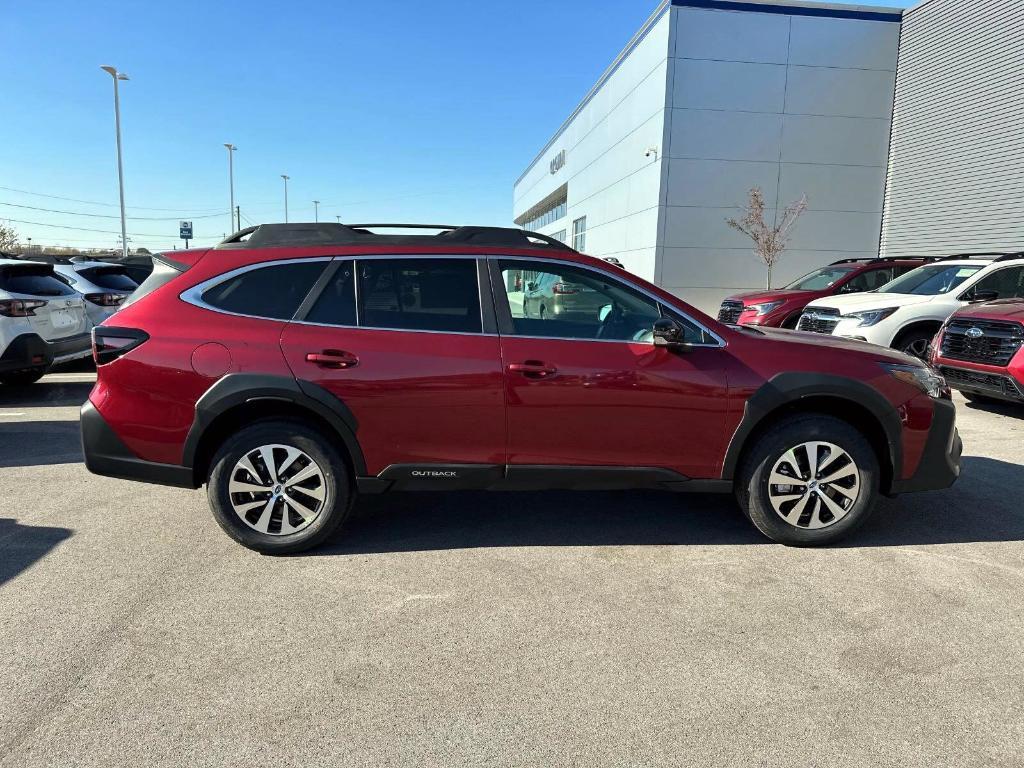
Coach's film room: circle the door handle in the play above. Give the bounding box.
[305,350,359,369]
[508,360,557,379]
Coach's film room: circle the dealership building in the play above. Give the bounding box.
[512,0,1024,313]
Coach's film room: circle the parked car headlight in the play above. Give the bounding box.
[880,363,948,398]
[745,300,783,316]
[841,307,898,327]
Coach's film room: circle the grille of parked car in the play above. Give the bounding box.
[797,307,840,334]
[939,366,1024,399]
[717,300,744,324]
[941,318,1024,367]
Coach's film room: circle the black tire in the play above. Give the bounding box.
[893,329,935,359]
[0,366,48,386]
[207,420,353,555]
[736,415,880,546]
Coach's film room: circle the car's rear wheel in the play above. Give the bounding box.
[207,420,352,554]
[0,366,48,386]
[737,415,880,546]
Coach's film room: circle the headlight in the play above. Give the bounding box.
[841,307,898,327]
[881,363,948,398]
[745,301,783,316]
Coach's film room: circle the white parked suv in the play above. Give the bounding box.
[53,260,137,326]
[0,258,92,385]
[798,253,1024,357]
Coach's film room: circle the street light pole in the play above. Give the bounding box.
[335,215,341,223]
[313,200,320,222]
[224,143,237,232]
[101,65,130,258]
[281,174,290,223]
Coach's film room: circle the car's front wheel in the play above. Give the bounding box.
[207,420,352,554]
[737,415,880,546]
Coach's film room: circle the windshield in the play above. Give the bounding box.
[784,266,855,290]
[877,264,983,295]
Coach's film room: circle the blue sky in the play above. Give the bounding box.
[2,0,908,251]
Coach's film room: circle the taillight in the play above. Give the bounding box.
[92,326,149,365]
[0,298,46,317]
[85,293,128,307]
[552,282,578,295]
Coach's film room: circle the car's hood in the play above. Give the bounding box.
[805,292,934,313]
[727,289,818,305]
[744,326,920,364]
[954,298,1024,322]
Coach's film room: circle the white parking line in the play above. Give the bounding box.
[0,412,26,417]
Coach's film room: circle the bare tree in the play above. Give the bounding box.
[726,187,808,289]
[0,222,19,253]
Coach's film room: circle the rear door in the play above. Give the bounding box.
[279,256,506,477]
[0,264,88,340]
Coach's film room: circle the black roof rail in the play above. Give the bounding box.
[993,252,1024,262]
[829,257,875,265]
[934,251,1023,262]
[216,222,575,251]
[828,255,942,266]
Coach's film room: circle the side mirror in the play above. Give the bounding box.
[967,289,999,303]
[652,318,689,349]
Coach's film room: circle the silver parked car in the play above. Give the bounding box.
[0,258,91,385]
[53,260,138,326]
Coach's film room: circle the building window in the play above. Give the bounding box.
[572,216,587,252]
[551,229,566,243]
[522,197,567,231]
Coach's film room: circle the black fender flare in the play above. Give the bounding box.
[182,373,366,477]
[721,372,903,483]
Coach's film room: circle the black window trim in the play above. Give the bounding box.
[487,255,726,348]
[956,263,1024,302]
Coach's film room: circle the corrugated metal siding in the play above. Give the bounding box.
[880,0,1024,257]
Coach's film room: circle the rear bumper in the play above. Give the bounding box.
[889,398,962,494]
[80,400,198,488]
[0,332,91,373]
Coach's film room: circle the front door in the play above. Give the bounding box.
[279,256,505,476]
[492,258,729,479]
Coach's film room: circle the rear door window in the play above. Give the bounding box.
[356,258,481,333]
[79,267,138,291]
[202,260,327,320]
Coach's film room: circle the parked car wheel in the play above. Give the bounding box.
[0,366,48,386]
[737,415,880,546]
[207,421,352,555]
[894,329,935,359]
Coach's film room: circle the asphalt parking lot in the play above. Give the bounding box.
[1,372,1023,767]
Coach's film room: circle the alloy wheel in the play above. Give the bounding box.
[767,441,861,530]
[228,443,327,535]
[902,338,930,358]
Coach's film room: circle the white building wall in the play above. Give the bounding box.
[512,5,672,281]
[658,2,900,313]
[880,0,1024,257]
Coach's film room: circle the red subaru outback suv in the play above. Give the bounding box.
[929,298,1024,405]
[81,223,961,553]
[718,257,934,328]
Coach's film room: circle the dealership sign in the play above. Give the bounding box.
[549,149,566,175]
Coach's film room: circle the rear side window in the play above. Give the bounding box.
[79,267,138,291]
[357,258,481,333]
[202,261,326,320]
[0,267,75,297]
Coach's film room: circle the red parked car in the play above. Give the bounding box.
[81,223,961,553]
[929,298,1024,405]
[718,257,935,328]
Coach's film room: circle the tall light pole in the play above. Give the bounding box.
[335,215,341,223]
[313,200,320,222]
[281,174,290,223]
[224,143,237,232]
[101,65,129,257]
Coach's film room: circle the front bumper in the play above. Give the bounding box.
[936,364,1024,403]
[889,398,962,494]
[0,332,91,373]
[80,400,197,488]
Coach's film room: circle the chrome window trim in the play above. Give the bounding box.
[179,252,726,348]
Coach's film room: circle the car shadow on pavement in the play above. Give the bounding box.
[961,398,1024,419]
[0,420,82,468]
[0,381,94,409]
[317,455,1024,554]
[0,518,73,588]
